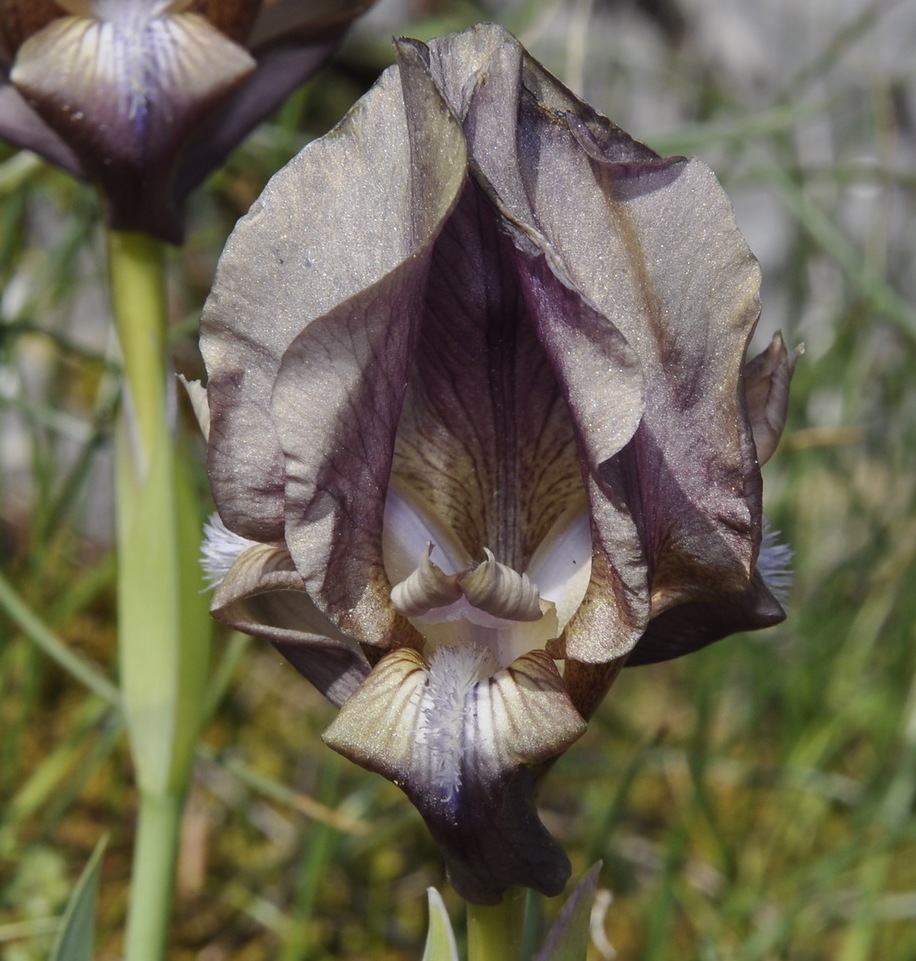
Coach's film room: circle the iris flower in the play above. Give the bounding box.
[0,0,375,242]
[199,23,797,904]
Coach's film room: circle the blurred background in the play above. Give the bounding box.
[2,0,915,958]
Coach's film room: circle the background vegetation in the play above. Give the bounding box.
[2,0,915,958]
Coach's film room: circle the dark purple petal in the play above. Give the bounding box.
[627,570,786,666]
[174,40,340,200]
[10,10,255,241]
[204,49,467,635]
[412,26,765,616]
[211,541,371,706]
[323,648,586,903]
[0,80,83,176]
[513,252,649,664]
[391,181,590,574]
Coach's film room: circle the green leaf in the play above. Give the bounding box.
[533,863,603,961]
[48,835,108,961]
[422,887,459,961]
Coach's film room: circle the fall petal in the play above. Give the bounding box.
[0,82,83,175]
[176,1,380,197]
[323,647,586,903]
[212,540,370,706]
[10,9,255,240]
[743,332,802,465]
[628,569,786,666]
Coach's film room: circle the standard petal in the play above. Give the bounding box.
[323,647,586,903]
[521,146,762,611]
[212,541,370,706]
[388,175,644,648]
[417,25,764,616]
[10,10,255,240]
[514,252,649,664]
[203,53,467,570]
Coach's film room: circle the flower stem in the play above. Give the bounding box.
[124,791,184,961]
[467,890,526,961]
[107,231,210,961]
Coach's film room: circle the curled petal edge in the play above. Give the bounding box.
[744,332,803,465]
[323,647,586,903]
[212,541,369,707]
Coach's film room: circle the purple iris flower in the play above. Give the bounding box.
[198,23,797,904]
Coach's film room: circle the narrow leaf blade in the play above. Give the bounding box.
[533,862,603,961]
[421,887,459,961]
[49,835,108,961]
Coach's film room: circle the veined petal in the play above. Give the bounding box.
[211,540,370,707]
[390,545,463,618]
[203,50,468,650]
[174,0,380,201]
[458,550,542,622]
[414,26,765,616]
[386,173,646,659]
[743,332,802,465]
[396,36,651,666]
[628,569,785,666]
[0,0,60,51]
[10,8,255,239]
[323,647,587,903]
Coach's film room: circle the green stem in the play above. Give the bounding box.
[467,890,526,961]
[107,231,210,961]
[108,232,168,474]
[124,792,184,961]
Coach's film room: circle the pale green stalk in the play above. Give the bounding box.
[107,231,211,961]
[467,890,526,961]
